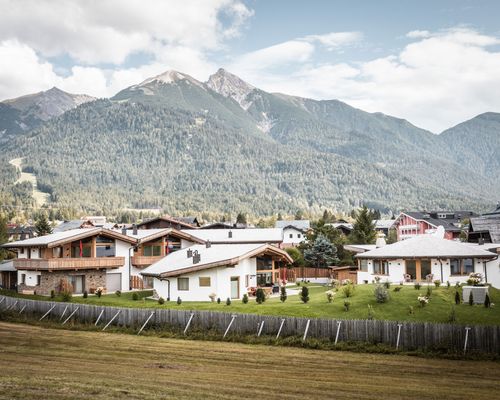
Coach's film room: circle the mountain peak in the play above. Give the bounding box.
[137,70,204,88]
[206,68,255,109]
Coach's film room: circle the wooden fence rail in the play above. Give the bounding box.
[0,295,498,354]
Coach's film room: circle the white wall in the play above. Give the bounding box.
[485,258,500,289]
[282,228,305,245]
[111,240,133,292]
[152,257,257,302]
[17,247,40,259]
[17,270,41,287]
[181,239,197,248]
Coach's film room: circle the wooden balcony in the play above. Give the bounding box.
[13,257,125,271]
[131,255,163,268]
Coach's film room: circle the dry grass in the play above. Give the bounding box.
[0,322,498,399]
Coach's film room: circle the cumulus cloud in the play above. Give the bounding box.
[230,27,500,132]
[303,31,363,50]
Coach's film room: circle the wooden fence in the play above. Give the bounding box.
[288,267,332,280]
[0,294,498,354]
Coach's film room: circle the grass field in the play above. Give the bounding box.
[0,322,498,399]
[3,283,499,326]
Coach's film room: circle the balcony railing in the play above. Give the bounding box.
[131,255,164,268]
[13,257,125,271]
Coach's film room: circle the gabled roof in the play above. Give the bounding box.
[469,216,500,243]
[141,243,293,278]
[117,228,205,244]
[344,244,377,254]
[275,220,310,230]
[181,228,283,244]
[1,228,137,248]
[374,219,395,230]
[395,211,477,232]
[137,215,199,229]
[53,220,94,232]
[200,222,235,229]
[174,216,200,227]
[355,235,497,260]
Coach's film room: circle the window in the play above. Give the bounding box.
[21,274,26,285]
[52,247,62,258]
[20,248,24,254]
[178,278,189,291]
[289,233,293,238]
[71,246,91,258]
[199,277,211,287]
[143,245,161,257]
[359,259,368,272]
[96,245,115,257]
[36,275,41,286]
[450,259,460,275]
[257,256,273,270]
[463,258,474,274]
[373,260,389,275]
[297,234,302,238]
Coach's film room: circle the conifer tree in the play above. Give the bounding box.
[304,234,339,268]
[236,212,247,225]
[35,213,52,236]
[350,206,376,244]
[0,215,9,261]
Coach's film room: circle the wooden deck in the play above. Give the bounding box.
[13,257,125,271]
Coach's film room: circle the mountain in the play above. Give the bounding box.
[0,87,95,136]
[0,69,498,216]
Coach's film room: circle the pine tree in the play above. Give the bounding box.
[35,213,52,236]
[350,206,376,244]
[236,212,247,225]
[277,213,283,221]
[294,210,303,220]
[300,286,309,303]
[304,234,339,268]
[0,215,9,261]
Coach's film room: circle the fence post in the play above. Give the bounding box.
[6,300,18,311]
[223,315,237,339]
[396,324,403,350]
[102,310,121,331]
[19,305,26,315]
[276,319,285,340]
[62,307,79,325]
[59,305,68,321]
[0,297,5,306]
[334,321,342,345]
[257,320,265,337]
[464,326,471,354]
[138,311,155,335]
[95,309,105,325]
[39,304,56,321]
[183,312,194,335]
[302,319,311,342]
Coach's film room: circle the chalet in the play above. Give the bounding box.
[200,222,235,229]
[181,228,284,246]
[328,222,353,236]
[141,243,293,301]
[393,211,477,241]
[53,219,95,232]
[354,231,499,288]
[468,204,500,243]
[137,216,199,230]
[7,224,36,242]
[1,228,137,295]
[374,219,395,236]
[275,220,310,247]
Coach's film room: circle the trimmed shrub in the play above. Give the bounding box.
[132,292,139,301]
[455,291,460,305]
[325,290,335,303]
[177,297,182,305]
[242,294,248,304]
[342,284,354,298]
[61,291,72,302]
[217,297,221,304]
[484,293,491,308]
[158,297,165,305]
[374,284,389,303]
[383,280,390,289]
[115,290,121,297]
[426,285,432,298]
[446,281,451,288]
[300,286,309,303]
[256,289,266,304]
[280,286,287,303]
[414,283,421,290]
[226,297,231,306]
[343,300,350,312]
[434,280,441,288]
[468,290,473,306]
[50,290,55,299]
[82,290,88,299]
[95,288,102,298]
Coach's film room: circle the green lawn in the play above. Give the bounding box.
[1,322,499,399]
[3,283,499,325]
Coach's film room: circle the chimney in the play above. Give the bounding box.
[187,249,193,258]
[132,224,138,235]
[121,227,127,235]
[375,232,386,248]
[228,230,233,238]
[193,250,200,264]
[478,237,485,245]
[206,240,211,248]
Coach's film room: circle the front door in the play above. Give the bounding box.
[420,260,432,281]
[70,275,85,294]
[405,260,417,280]
[230,277,239,299]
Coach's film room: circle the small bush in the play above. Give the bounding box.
[226,297,231,306]
[393,286,402,292]
[242,294,249,304]
[414,283,421,290]
[296,281,301,286]
[95,288,103,298]
[280,286,287,303]
[217,297,221,304]
[325,290,335,303]
[484,293,491,308]
[468,290,473,306]
[342,284,354,298]
[455,282,460,288]
[82,290,88,299]
[455,291,460,305]
[343,300,350,312]
[426,285,432,298]
[177,297,182,305]
[115,290,121,297]
[383,280,390,289]
[374,284,389,303]
[256,288,265,304]
[446,281,450,288]
[434,280,441,288]
[448,306,457,322]
[132,292,139,301]
[300,286,309,303]
[50,290,55,299]
[61,291,72,302]
[158,297,165,305]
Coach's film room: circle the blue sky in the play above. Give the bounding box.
[0,0,499,132]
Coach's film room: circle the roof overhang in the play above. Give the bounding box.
[138,228,205,245]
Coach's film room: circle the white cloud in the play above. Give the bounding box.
[303,31,363,50]
[230,28,500,132]
[406,30,431,39]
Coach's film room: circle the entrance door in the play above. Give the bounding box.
[230,277,239,299]
[420,260,432,281]
[70,275,85,294]
[405,260,417,280]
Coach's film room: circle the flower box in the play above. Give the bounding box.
[462,286,489,304]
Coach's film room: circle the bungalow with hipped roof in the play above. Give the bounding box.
[141,243,293,301]
[353,231,499,288]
